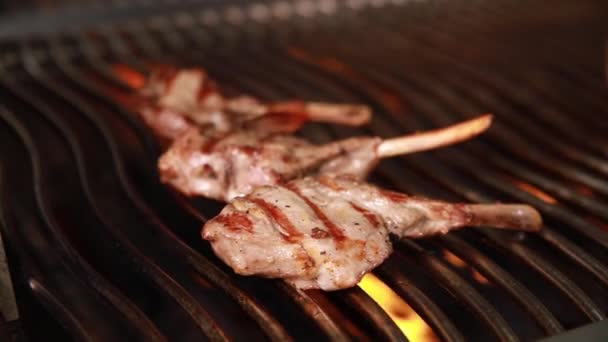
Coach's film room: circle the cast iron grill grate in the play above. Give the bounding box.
[0,1,607,341]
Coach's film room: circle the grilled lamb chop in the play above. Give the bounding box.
[159,114,492,201]
[202,175,542,290]
[137,66,371,141]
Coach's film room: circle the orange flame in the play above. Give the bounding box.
[112,64,146,89]
[358,274,438,342]
[510,179,558,204]
[442,250,491,285]
[472,270,490,284]
[443,250,466,268]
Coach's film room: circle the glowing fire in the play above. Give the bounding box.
[471,270,490,284]
[443,250,491,285]
[112,64,146,89]
[443,250,466,268]
[510,179,557,204]
[358,274,438,342]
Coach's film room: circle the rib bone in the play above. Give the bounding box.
[377,114,493,158]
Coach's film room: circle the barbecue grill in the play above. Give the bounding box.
[0,0,607,341]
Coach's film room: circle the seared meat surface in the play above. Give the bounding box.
[159,115,492,201]
[203,176,542,290]
[158,127,382,201]
[137,66,371,141]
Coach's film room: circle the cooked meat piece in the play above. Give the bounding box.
[138,105,194,142]
[137,66,371,141]
[140,66,219,113]
[158,127,373,201]
[202,175,542,290]
[159,115,492,201]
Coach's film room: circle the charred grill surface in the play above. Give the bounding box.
[0,0,607,341]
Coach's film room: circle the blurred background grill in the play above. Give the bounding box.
[0,0,607,341]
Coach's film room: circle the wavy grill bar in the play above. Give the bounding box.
[0,0,607,341]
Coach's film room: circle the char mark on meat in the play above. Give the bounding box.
[203,175,541,290]
[159,115,492,202]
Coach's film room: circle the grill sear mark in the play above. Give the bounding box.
[224,155,235,192]
[250,198,302,242]
[380,189,410,203]
[197,81,217,101]
[349,202,380,228]
[201,133,229,152]
[214,212,253,233]
[284,183,347,244]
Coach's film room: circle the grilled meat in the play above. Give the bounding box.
[137,66,371,141]
[158,127,380,201]
[203,175,542,290]
[159,115,492,201]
